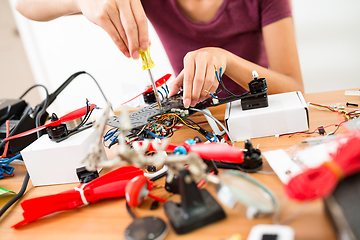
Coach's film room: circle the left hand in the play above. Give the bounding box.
[169,47,228,108]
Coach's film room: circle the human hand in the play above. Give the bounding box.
[169,47,228,108]
[76,0,150,59]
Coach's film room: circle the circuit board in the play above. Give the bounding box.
[107,94,185,129]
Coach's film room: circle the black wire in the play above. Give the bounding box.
[150,172,167,182]
[126,202,137,219]
[217,75,238,97]
[19,84,49,101]
[0,84,49,150]
[216,91,250,102]
[82,72,113,112]
[0,84,50,218]
[69,106,93,134]
[36,71,112,112]
[0,107,30,151]
[328,121,346,135]
[0,172,30,217]
[166,128,174,138]
[0,84,50,152]
[331,125,342,135]
[31,85,49,138]
[81,108,94,126]
[0,71,111,217]
[216,74,251,99]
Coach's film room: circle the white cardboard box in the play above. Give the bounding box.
[225,91,309,141]
[21,127,106,186]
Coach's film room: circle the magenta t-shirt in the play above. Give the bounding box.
[141,0,292,97]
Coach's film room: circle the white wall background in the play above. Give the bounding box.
[8,0,360,115]
[292,0,360,93]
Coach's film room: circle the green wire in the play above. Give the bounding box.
[154,122,158,135]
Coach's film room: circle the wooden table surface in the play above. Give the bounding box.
[0,89,359,240]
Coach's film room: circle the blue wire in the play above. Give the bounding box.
[158,90,164,99]
[209,92,217,99]
[0,153,21,164]
[108,135,118,149]
[215,70,220,82]
[104,130,117,142]
[208,133,217,142]
[103,130,113,138]
[146,130,166,139]
[161,86,168,97]
[0,153,21,178]
[219,66,223,77]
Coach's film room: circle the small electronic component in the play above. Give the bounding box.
[247,224,294,240]
[318,126,326,136]
[346,102,359,107]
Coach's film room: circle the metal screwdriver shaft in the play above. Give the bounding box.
[147,68,163,112]
[139,47,164,113]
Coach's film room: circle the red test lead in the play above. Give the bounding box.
[141,141,244,164]
[13,166,143,228]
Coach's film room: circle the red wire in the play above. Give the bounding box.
[280,121,346,138]
[285,130,360,200]
[1,120,10,158]
[121,92,145,105]
[148,193,167,203]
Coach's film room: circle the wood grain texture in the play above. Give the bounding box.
[2,89,358,239]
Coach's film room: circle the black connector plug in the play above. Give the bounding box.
[239,140,263,172]
[76,166,99,183]
[147,165,156,172]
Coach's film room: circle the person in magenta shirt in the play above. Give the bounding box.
[15,0,303,108]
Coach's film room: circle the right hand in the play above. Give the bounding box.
[76,0,150,59]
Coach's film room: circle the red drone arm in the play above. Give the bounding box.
[13,166,143,228]
[3,104,97,142]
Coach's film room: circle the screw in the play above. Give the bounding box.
[346,102,359,107]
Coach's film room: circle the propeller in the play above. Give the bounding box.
[121,74,171,105]
[139,141,244,164]
[13,166,143,228]
[3,104,97,142]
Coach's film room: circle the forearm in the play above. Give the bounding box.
[225,51,304,94]
[15,0,79,21]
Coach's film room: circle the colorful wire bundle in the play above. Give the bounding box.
[309,102,360,121]
[280,101,360,138]
[104,110,222,148]
[285,130,360,200]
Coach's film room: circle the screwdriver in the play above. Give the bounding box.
[139,47,164,113]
